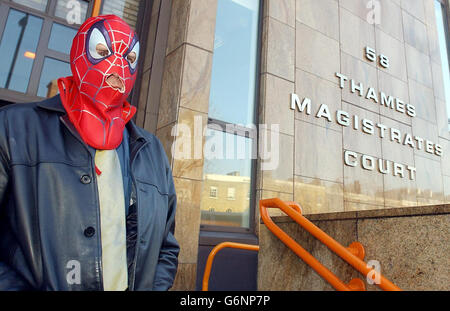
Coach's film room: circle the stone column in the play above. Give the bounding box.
[155,0,218,291]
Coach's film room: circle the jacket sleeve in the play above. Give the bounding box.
[0,111,9,204]
[0,110,32,291]
[152,145,180,291]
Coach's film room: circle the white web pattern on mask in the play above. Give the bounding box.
[65,16,135,147]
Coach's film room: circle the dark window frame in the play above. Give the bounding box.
[0,0,94,103]
[0,0,151,107]
[199,0,264,239]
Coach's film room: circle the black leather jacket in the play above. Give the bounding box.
[0,96,179,291]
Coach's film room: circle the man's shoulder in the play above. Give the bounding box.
[0,101,41,115]
[131,124,169,161]
[0,102,45,131]
[134,125,165,150]
[0,96,62,119]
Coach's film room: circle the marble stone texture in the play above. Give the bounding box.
[295,22,340,84]
[408,78,436,124]
[358,213,450,291]
[157,45,185,130]
[379,116,415,167]
[148,0,450,291]
[375,28,408,82]
[376,0,404,42]
[258,218,359,291]
[261,73,295,136]
[405,43,433,88]
[295,69,342,132]
[377,70,411,125]
[436,97,450,140]
[262,16,295,82]
[173,177,203,264]
[411,116,439,160]
[294,176,345,215]
[179,45,213,114]
[296,0,339,40]
[401,0,426,22]
[165,0,190,55]
[339,0,373,21]
[171,108,207,181]
[172,263,197,291]
[294,120,343,183]
[152,0,218,291]
[262,132,294,194]
[340,6,376,64]
[340,52,380,114]
[343,150,385,207]
[186,0,218,52]
[258,212,450,290]
[402,9,429,55]
[414,155,444,205]
[265,0,295,27]
[342,102,382,157]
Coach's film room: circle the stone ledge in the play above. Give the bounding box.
[262,204,450,224]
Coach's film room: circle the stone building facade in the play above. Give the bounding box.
[135,0,449,291]
[0,0,448,290]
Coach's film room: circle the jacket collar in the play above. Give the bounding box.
[37,95,147,144]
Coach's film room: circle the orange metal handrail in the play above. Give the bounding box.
[91,0,102,17]
[202,242,259,291]
[260,198,401,291]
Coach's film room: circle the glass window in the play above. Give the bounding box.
[227,188,236,200]
[54,0,89,25]
[434,0,450,128]
[48,23,78,54]
[200,0,260,230]
[210,187,218,198]
[101,0,143,29]
[37,57,71,97]
[0,0,95,102]
[0,9,43,93]
[208,0,260,126]
[12,0,48,12]
[201,128,254,228]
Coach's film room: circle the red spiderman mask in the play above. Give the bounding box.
[58,15,138,150]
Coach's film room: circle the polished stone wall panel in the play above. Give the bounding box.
[296,0,339,41]
[282,0,447,215]
[135,0,450,291]
[258,212,450,290]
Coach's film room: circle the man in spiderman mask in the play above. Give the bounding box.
[0,15,179,291]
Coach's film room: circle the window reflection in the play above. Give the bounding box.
[37,57,71,97]
[201,129,254,228]
[54,0,89,25]
[208,0,260,126]
[0,9,43,93]
[12,0,48,12]
[434,0,450,128]
[101,0,143,29]
[48,23,78,54]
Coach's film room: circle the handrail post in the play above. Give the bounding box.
[260,201,363,291]
[260,198,401,291]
